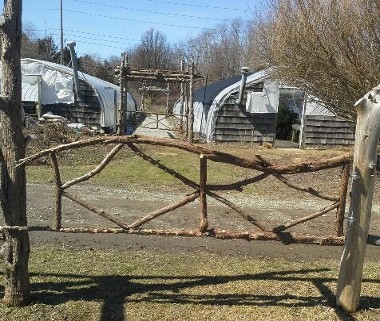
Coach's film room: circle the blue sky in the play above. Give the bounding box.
[18,0,261,59]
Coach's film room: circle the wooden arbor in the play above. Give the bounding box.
[117,58,203,142]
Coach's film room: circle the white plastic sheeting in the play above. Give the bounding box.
[245,80,280,113]
[21,60,75,104]
[0,58,136,128]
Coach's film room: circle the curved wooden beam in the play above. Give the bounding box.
[18,135,352,175]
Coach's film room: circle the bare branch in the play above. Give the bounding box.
[18,135,352,174]
[61,143,124,190]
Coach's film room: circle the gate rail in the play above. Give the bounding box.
[18,135,352,245]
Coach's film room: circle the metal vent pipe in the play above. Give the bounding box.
[237,67,250,105]
[66,41,81,99]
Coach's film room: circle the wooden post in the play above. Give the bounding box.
[0,0,31,306]
[50,152,62,230]
[299,92,307,149]
[188,60,194,143]
[180,59,185,130]
[117,53,126,135]
[199,154,208,232]
[336,86,380,312]
[37,75,42,119]
[166,83,170,114]
[335,164,350,237]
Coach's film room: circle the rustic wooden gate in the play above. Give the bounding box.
[18,135,352,245]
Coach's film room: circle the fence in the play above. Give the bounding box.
[18,135,352,245]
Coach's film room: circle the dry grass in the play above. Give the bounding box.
[0,246,379,321]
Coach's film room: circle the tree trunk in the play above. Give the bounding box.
[0,0,30,306]
[336,86,380,312]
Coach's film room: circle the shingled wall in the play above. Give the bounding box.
[210,90,355,148]
[214,93,276,143]
[304,115,355,148]
[41,79,101,126]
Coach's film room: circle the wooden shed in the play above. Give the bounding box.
[174,69,355,148]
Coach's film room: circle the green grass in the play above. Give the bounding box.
[25,145,263,189]
[0,246,379,321]
[25,143,345,197]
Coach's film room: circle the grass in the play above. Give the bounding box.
[25,142,348,198]
[0,245,379,321]
[14,137,380,320]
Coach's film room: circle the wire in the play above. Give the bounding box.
[30,28,140,43]
[62,9,213,30]
[141,0,243,11]
[72,0,232,21]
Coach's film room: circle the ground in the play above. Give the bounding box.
[2,140,380,320]
[24,180,380,261]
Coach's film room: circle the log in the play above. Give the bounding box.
[188,60,194,143]
[206,190,270,232]
[128,192,199,228]
[255,154,339,202]
[273,174,339,202]
[62,191,129,229]
[207,172,270,191]
[17,135,352,175]
[126,142,198,189]
[0,226,28,231]
[0,0,30,306]
[50,152,62,230]
[56,226,345,245]
[336,86,380,312]
[61,143,124,190]
[273,202,339,232]
[335,164,350,237]
[199,154,208,232]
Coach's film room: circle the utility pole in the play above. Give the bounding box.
[60,0,64,65]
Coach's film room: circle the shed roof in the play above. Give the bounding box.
[194,74,246,106]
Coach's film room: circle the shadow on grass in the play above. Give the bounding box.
[0,268,378,321]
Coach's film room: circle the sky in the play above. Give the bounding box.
[18,0,262,60]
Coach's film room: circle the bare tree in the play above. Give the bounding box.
[79,54,117,83]
[254,0,380,121]
[128,28,175,105]
[0,0,30,306]
[184,19,251,82]
[129,28,173,70]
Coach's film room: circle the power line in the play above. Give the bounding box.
[30,28,140,43]
[60,9,213,30]
[142,0,244,11]
[47,33,135,49]
[72,0,233,21]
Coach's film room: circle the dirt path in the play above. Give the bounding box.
[17,182,379,261]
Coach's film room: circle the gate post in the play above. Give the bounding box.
[199,154,208,232]
[336,86,380,312]
[335,164,350,237]
[50,152,62,230]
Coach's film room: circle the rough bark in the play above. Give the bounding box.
[18,135,352,174]
[335,164,350,237]
[336,85,380,312]
[0,0,30,306]
[57,227,345,246]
